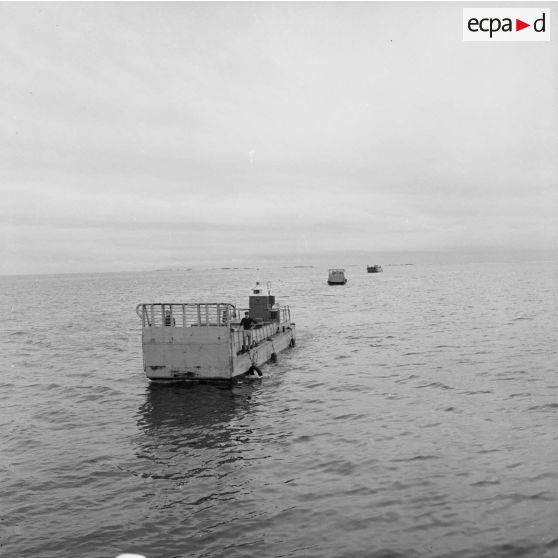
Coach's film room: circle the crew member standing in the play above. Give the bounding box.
[240,311,258,350]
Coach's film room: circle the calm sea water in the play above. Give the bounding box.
[1,261,557,558]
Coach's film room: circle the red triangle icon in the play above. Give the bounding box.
[516,19,530,31]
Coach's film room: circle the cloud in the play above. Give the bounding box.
[0,2,556,274]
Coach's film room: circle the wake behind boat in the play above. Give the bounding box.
[136,282,296,382]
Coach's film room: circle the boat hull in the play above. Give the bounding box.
[142,322,296,382]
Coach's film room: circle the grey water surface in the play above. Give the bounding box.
[1,261,557,558]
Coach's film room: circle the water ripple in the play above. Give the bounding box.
[1,262,557,558]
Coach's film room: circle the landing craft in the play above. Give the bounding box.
[136,281,296,382]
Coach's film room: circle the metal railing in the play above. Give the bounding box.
[136,303,292,330]
[136,303,238,328]
[230,321,291,354]
[279,306,291,323]
[232,306,291,325]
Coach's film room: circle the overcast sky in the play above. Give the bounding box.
[1,2,556,274]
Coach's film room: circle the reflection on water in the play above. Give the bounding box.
[134,382,270,489]
[131,381,289,558]
[139,383,256,441]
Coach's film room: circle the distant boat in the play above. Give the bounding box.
[367,265,383,273]
[328,268,347,285]
[136,281,296,382]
